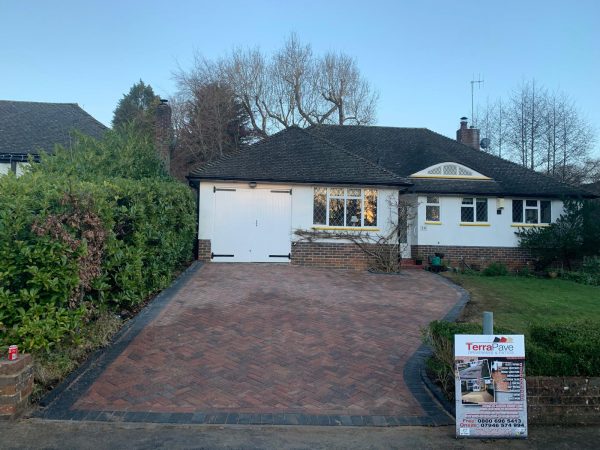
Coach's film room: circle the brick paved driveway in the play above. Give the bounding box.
[42,263,465,425]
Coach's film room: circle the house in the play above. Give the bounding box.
[583,181,600,196]
[0,100,107,175]
[187,119,594,270]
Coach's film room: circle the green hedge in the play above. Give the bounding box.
[423,319,600,400]
[0,172,195,352]
[527,321,600,376]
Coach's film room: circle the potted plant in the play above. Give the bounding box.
[415,254,424,265]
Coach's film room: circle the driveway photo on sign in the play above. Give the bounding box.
[41,263,464,426]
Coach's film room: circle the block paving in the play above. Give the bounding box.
[45,263,464,424]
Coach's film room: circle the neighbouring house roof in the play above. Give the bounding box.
[0,100,107,162]
[188,124,594,198]
[189,126,410,187]
[583,181,600,195]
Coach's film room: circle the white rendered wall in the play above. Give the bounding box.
[0,163,10,175]
[413,195,564,248]
[198,180,398,242]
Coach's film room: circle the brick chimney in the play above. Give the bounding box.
[456,116,480,150]
[155,99,172,172]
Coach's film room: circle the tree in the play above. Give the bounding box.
[170,80,252,180]
[174,33,378,139]
[518,200,600,269]
[477,81,596,184]
[35,124,169,181]
[112,80,161,133]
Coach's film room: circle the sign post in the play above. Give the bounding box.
[455,334,527,439]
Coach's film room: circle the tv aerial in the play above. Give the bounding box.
[480,137,491,149]
[471,75,484,125]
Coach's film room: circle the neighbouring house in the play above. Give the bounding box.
[583,181,600,196]
[0,100,107,175]
[187,119,594,270]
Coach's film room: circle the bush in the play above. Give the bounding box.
[423,321,504,400]
[424,319,600,401]
[528,321,600,376]
[482,262,509,276]
[518,199,600,270]
[0,129,195,352]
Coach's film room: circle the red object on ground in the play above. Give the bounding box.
[8,345,18,361]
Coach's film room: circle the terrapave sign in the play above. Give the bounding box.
[454,334,527,439]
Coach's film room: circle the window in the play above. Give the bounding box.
[461,198,488,223]
[313,187,377,227]
[425,196,440,222]
[512,199,551,224]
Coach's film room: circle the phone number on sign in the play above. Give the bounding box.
[477,419,523,427]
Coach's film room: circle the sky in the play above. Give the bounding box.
[1,0,599,155]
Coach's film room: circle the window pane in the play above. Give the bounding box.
[525,208,538,224]
[443,164,457,175]
[426,196,439,204]
[462,198,473,205]
[526,199,537,207]
[476,198,488,222]
[426,205,440,221]
[346,199,362,226]
[330,188,344,197]
[364,189,378,226]
[540,201,551,223]
[512,200,523,222]
[461,207,474,222]
[329,198,344,226]
[313,188,327,224]
[347,188,361,197]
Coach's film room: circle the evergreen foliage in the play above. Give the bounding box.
[0,130,194,352]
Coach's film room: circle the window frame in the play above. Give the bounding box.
[512,199,552,225]
[460,197,489,224]
[425,195,441,223]
[313,187,378,228]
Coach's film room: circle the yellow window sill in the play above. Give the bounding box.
[511,223,550,228]
[312,226,380,231]
[424,221,442,225]
[459,223,491,227]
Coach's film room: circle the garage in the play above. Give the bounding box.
[211,187,292,262]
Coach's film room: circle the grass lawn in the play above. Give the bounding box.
[445,273,600,333]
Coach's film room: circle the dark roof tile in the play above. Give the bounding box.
[0,100,107,158]
[189,126,410,187]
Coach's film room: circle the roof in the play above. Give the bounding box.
[583,181,600,195]
[189,124,593,198]
[0,100,107,161]
[189,126,410,187]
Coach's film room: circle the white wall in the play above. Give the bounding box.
[413,195,564,248]
[198,183,565,252]
[198,180,398,242]
[0,162,29,176]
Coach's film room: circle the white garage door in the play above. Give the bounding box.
[212,187,292,262]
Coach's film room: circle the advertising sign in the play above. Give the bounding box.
[454,334,527,439]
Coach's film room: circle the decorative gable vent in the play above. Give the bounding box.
[410,162,491,180]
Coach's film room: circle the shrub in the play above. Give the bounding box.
[527,321,600,376]
[424,319,600,401]
[482,262,509,276]
[423,321,497,400]
[0,129,195,352]
[518,199,600,270]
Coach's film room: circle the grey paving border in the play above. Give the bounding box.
[37,266,468,427]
